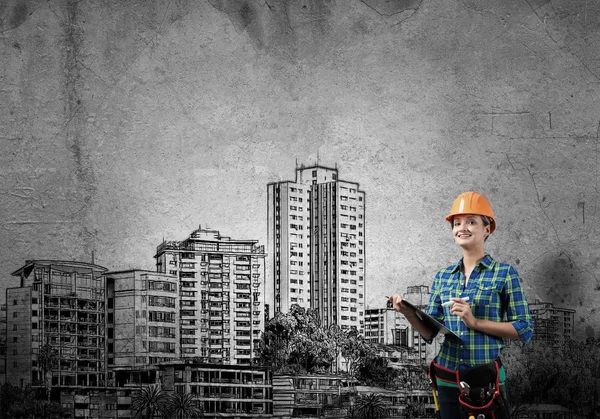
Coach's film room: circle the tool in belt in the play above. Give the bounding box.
[429,358,510,419]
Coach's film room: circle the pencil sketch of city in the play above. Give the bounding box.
[1,1,600,418]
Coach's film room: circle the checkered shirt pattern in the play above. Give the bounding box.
[426,254,534,371]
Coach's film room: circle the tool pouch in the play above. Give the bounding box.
[456,360,510,419]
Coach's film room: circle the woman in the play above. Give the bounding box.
[389,191,533,419]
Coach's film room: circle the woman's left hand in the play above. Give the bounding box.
[450,298,479,330]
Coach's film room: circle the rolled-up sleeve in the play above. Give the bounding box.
[504,265,534,344]
[426,271,444,322]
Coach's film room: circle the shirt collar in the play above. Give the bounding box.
[480,254,494,269]
[450,254,494,274]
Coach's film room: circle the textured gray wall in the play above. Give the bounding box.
[1,0,599,339]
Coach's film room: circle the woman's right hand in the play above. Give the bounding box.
[388,294,412,315]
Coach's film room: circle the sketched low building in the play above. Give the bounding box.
[529,300,575,348]
[159,361,273,417]
[354,386,434,419]
[364,285,442,366]
[272,374,358,419]
[518,403,576,419]
[271,374,433,419]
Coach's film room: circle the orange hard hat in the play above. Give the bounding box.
[446,192,496,233]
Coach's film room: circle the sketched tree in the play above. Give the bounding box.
[288,325,336,373]
[351,393,389,418]
[509,402,529,419]
[329,324,345,374]
[259,304,337,373]
[356,354,401,390]
[38,340,59,401]
[287,305,336,373]
[258,311,298,372]
[0,383,69,418]
[404,398,426,419]
[260,304,402,378]
[340,330,376,378]
[504,338,600,417]
[165,392,203,419]
[131,384,170,419]
[1,383,37,417]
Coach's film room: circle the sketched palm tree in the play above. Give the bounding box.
[131,384,170,419]
[166,392,203,419]
[353,393,389,418]
[38,340,59,401]
[509,402,529,419]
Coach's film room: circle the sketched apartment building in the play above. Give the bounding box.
[104,270,180,385]
[3,260,172,418]
[267,165,366,333]
[364,285,440,365]
[272,374,357,418]
[6,260,108,390]
[364,307,408,345]
[529,300,575,347]
[159,361,273,417]
[155,226,266,365]
[0,304,6,383]
[403,285,440,363]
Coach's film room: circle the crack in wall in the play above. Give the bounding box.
[93,2,194,91]
[522,0,600,83]
[263,1,274,11]
[595,134,600,231]
[0,1,42,34]
[207,0,271,53]
[526,166,561,243]
[505,153,517,171]
[60,0,99,257]
[457,0,499,18]
[359,0,422,26]
[208,0,257,33]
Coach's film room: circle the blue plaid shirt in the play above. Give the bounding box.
[426,254,533,371]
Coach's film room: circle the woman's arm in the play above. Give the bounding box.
[450,262,534,341]
[389,294,439,342]
[449,297,520,339]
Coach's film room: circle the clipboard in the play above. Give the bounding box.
[401,299,461,341]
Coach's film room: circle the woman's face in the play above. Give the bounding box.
[452,214,490,248]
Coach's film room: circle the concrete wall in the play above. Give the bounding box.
[1,0,599,339]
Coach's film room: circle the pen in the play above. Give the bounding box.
[442,296,470,307]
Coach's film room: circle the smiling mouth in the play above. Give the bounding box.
[457,234,471,238]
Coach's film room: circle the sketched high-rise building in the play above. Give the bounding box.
[267,165,366,333]
[6,260,108,389]
[155,226,266,365]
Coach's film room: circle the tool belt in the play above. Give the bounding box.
[430,359,510,419]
